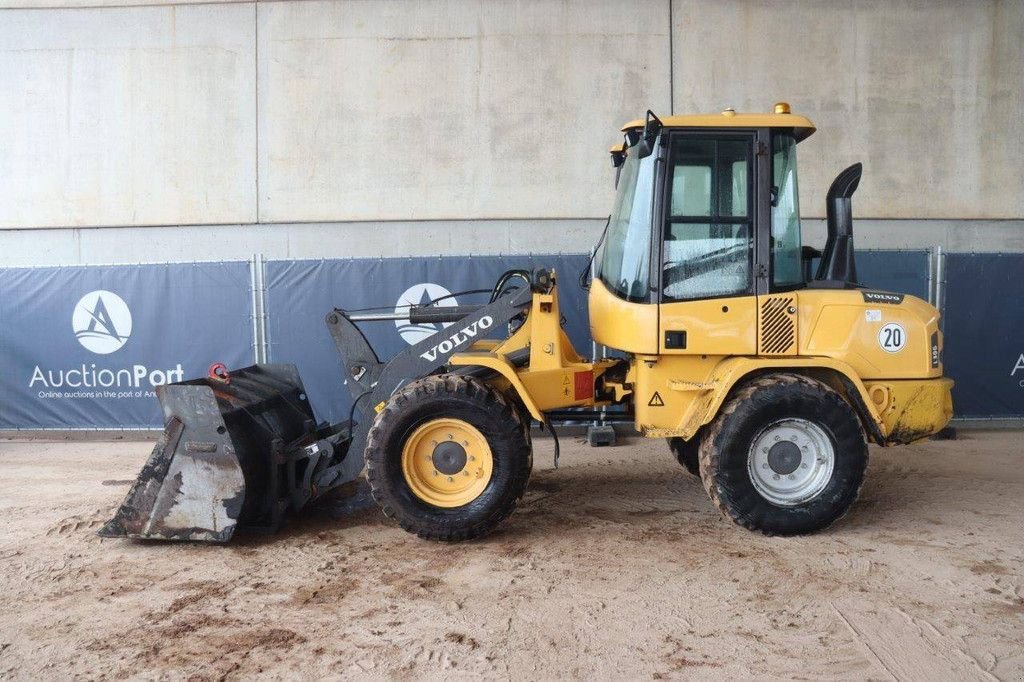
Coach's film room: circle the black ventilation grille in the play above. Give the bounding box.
[760,297,795,355]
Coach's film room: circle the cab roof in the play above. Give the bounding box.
[620,104,816,142]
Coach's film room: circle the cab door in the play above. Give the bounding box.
[657,131,758,355]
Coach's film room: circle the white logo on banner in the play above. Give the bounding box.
[72,290,132,354]
[395,283,457,345]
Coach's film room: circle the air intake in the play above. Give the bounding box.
[815,162,862,285]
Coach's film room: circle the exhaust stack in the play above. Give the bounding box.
[815,162,863,285]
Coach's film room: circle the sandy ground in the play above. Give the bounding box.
[0,431,1022,680]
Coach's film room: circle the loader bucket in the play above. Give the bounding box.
[99,364,325,542]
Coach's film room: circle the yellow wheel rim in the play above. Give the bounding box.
[401,418,494,508]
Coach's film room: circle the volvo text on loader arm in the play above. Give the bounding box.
[101,104,953,543]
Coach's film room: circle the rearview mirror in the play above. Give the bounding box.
[634,110,663,159]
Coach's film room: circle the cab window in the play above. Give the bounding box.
[771,132,802,288]
[662,135,753,301]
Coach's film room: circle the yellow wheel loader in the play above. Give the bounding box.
[101,104,953,543]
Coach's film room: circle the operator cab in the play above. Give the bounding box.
[591,104,859,355]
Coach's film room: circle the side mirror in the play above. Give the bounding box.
[610,138,627,188]
[634,110,663,159]
[609,144,626,169]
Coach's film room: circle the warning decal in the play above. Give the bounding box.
[648,392,665,407]
[574,370,594,401]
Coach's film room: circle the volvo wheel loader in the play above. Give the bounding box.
[101,103,953,543]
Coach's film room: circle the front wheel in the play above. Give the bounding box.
[698,373,868,535]
[365,374,532,541]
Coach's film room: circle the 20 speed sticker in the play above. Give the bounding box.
[878,323,906,353]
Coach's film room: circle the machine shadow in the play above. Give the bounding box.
[238,446,950,547]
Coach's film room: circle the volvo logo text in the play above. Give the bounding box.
[419,316,494,362]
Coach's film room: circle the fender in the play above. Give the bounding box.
[674,356,885,442]
[448,352,545,422]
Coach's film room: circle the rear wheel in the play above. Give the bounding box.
[698,373,868,535]
[666,437,700,477]
[365,375,532,541]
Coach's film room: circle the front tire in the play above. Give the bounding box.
[698,373,868,536]
[365,374,532,541]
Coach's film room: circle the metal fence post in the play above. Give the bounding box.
[926,246,935,306]
[249,253,269,363]
[249,255,260,363]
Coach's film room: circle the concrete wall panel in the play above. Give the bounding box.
[0,218,607,266]
[2,218,1020,268]
[0,0,248,7]
[257,0,670,222]
[672,0,1024,220]
[0,4,256,228]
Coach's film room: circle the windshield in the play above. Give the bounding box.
[596,148,655,302]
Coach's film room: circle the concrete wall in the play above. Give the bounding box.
[0,0,1021,266]
[257,0,669,222]
[0,4,257,228]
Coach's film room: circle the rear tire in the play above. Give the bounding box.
[698,373,867,536]
[365,374,532,541]
[667,437,700,477]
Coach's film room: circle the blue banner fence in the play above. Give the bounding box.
[0,250,1018,428]
[0,261,255,429]
[941,253,1024,418]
